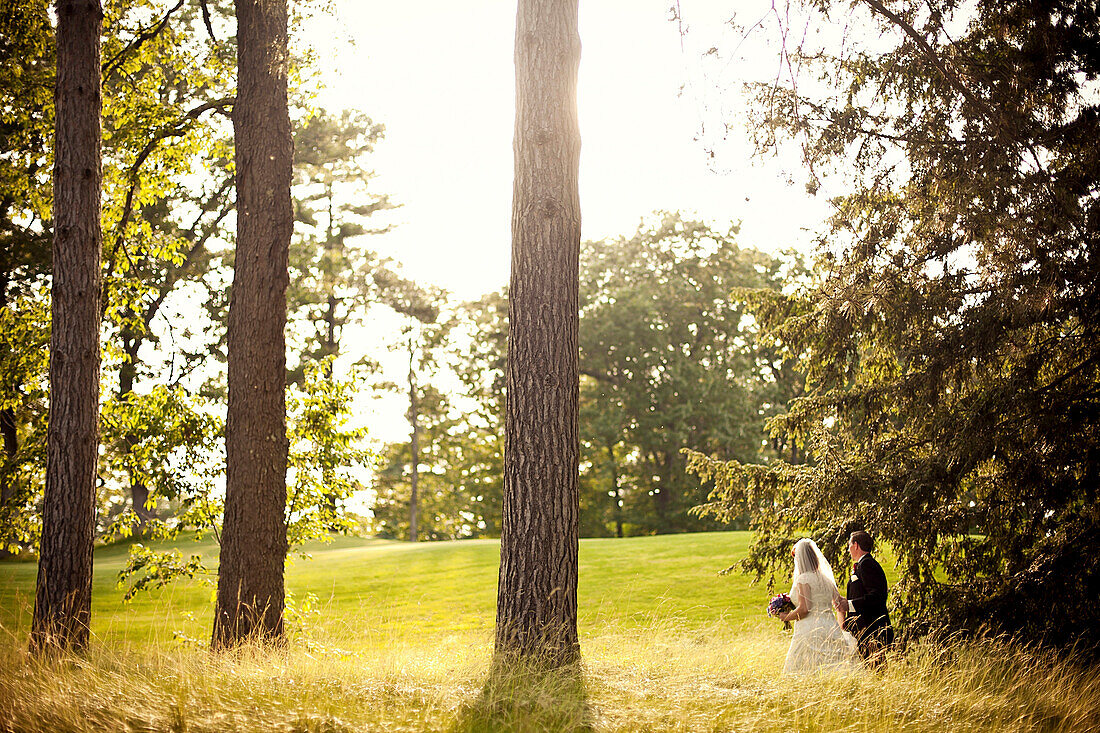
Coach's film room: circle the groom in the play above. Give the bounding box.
[834,530,893,664]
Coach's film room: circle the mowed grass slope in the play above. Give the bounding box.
[0,532,772,645]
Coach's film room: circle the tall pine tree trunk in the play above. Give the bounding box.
[212,0,291,649]
[30,0,102,655]
[495,0,581,667]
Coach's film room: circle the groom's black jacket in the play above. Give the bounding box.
[845,553,891,640]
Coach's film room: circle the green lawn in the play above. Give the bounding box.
[0,531,786,645]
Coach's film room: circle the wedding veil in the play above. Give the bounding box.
[792,537,838,589]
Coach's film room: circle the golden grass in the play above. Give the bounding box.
[1,622,1097,732]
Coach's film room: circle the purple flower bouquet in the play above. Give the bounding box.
[767,592,795,629]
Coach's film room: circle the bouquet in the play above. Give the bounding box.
[767,592,795,630]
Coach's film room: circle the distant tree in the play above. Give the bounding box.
[289,110,392,380]
[450,290,508,536]
[30,0,103,655]
[374,289,508,541]
[370,273,449,542]
[687,0,1100,652]
[212,0,292,649]
[579,214,788,534]
[371,385,470,540]
[495,0,582,667]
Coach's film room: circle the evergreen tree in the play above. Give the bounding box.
[687,0,1100,652]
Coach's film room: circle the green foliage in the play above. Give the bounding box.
[286,358,373,547]
[0,289,48,553]
[118,543,207,602]
[579,213,791,534]
[100,385,223,537]
[0,0,53,291]
[690,0,1100,652]
[371,385,479,540]
[115,360,372,599]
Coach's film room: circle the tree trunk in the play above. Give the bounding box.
[212,0,291,650]
[322,182,338,370]
[495,0,581,667]
[30,0,102,656]
[0,407,16,508]
[407,342,419,542]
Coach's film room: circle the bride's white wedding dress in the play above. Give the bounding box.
[782,543,860,675]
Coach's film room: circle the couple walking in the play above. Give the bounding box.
[777,531,894,674]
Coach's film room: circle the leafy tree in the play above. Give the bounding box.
[448,290,508,537]
[579,213,787,534]
[116,362,369,603]
[0,290,48,554]
[99,386,222,539]
[98,0,235,532]
[0,0,53,552]
[371,384,477,540]
[496,0,582,667]
[285,360,372,548]
[31,0,103,655]
[686,0,1100,652]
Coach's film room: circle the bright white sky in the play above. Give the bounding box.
[304,0,829,303]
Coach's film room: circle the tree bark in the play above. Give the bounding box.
[30,0,102,656]
[495,0,581,667]
[212,0,291,649]
[407,342,419,542]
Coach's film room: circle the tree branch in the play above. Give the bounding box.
[102,0,186,79]
[199,0,218,43]
[103,97,235,320]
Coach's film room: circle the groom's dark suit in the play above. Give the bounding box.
[844,553,893,660]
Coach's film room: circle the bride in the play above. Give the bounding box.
[778,538,859,674]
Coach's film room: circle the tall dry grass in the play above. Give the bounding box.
[1,621,1098,732]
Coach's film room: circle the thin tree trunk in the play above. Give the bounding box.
[119,331,155,532]
[0,407,16,508]
[407,341,419,542]
[30,0,102,656]
[495,0,581,667]
[323,183,337,370]
[1,280,20,558]
[607,440,622,538]
[212,0,291,649]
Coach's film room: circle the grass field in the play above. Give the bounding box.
[0,532,770,644]
[1,532,1098,732]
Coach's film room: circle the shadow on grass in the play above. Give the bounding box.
[451,659,593,733]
